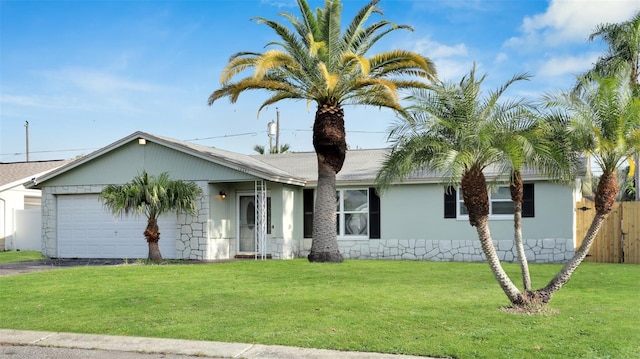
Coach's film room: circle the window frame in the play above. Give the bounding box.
[445,183,534,220]
[336,188,370,240]
[303,187,381,240]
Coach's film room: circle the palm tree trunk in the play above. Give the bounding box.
[476,217,524,305]
[513,205,531,291]
[510,172,531,291]
[144,217,163,263]
[535,171,618,303]
[308,158,343,262]
[462,167,523,304]
[535,211,607,302]
[308,104,346,263]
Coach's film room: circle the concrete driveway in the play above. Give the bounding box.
[0,258,127,276]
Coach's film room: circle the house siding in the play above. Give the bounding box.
[295,181,577,264]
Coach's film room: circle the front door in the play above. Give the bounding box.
[237,194,271,253]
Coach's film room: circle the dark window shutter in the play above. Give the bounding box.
[369,188,381,239]
[303,189,314,238]
[523,183,535,218]
[444,186,457,218]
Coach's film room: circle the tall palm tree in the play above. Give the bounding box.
[587,11,640,91]
[100,171,203,263]
[538,71,640,302]
[587,11,640,199]
[208,0,436,262]
[377,64,535,305]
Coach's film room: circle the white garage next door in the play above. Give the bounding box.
[57,194,177,259]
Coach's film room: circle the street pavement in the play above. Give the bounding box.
[0,329,436,359]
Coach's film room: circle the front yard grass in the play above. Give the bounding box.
[0,259,638,358]
[0,250,43,263]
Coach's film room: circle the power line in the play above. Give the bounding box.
[1,128,388,157]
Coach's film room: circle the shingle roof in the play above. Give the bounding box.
[150,133,305,184]
[252,149,390,184]
[32,132,308,187]
[0,160,72,190]
[31,131,567,189]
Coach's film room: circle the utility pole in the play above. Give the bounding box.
[25,121,30,162]
[275,107,280,154]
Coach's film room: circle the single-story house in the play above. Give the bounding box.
[29,131,582,263]
[1,160,71,251]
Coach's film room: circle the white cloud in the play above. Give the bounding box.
[538,52,600,77]
[0,94,44,107]
[414,37,468,58]
[507,0,640,49]
[260,0,295,8]
[412,36,471,81]
[494,52,509,64]
[38,68,165,94]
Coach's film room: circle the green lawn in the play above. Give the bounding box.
[0,259,638,359]
[0,250,43,263]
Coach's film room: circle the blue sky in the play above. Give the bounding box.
[1,0,639,162]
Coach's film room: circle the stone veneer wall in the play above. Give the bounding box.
[176,182,211,260]
[330,238,574,264]
[41,183,210,260]
[268,236,297,259]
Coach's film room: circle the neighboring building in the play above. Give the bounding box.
[1,160,71,251]
[29,131,582,263]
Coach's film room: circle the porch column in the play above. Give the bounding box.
[255,180,267,260]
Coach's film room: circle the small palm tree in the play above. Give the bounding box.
[208,0,436,262]
[377,64,535,305]
[539,71,640,301]
[492,110,576,291]
[254,143,291,154]
[100,171,203,263]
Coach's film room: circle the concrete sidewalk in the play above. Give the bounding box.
[0,329,436,359]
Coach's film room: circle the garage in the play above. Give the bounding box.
[57,194,177,259]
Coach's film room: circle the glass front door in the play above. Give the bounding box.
[237,195,271,253]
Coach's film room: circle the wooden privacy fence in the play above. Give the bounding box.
[576,199,640,264]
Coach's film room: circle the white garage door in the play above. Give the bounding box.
[57,194,177,259]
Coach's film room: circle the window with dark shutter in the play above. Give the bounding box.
[303,189,314,238]
[369,188,381,239]
[522,183,535,217]
[444,186,457,218]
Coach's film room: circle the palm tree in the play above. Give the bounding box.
[208,0,436,262]
[99,171,203,263]
[493,108,578,291]
[254,143,291,154]
[377,64,536,305]
[538,71,640,302]
[587,11,640,91]
[587,11,640,199]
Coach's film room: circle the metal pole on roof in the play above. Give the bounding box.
[25,121,30,162]
[275,108,280,154]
